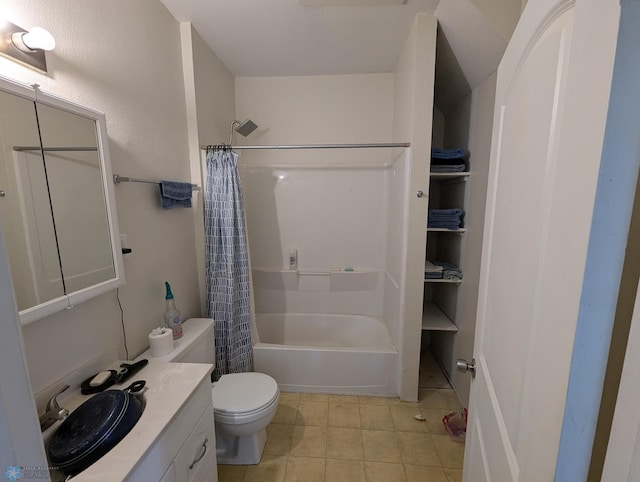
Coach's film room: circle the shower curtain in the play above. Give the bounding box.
[204,148,253,380]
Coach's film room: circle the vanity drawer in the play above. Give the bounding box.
[174,403,216,482]
[159,462,176,482]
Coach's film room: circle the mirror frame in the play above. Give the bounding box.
[0,76,125,324]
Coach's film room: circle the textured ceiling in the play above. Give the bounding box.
[160,0,440,77]
[160,0,516,113]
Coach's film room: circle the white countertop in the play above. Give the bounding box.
[52,359,212,481]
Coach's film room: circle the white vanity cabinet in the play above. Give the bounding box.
[173,404,216,482]
[128,378,217,482]
[71,361,217,482]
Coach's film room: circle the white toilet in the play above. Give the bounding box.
[138,318,279,465]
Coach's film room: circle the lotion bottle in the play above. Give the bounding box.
[164,281,183,340]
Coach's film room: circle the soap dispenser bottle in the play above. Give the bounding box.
[164,281,183,340]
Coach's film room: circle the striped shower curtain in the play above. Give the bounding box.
[204,148,253,380]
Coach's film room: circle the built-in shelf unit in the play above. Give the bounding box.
[421,163,469,383]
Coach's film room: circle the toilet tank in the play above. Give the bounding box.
[138,318,215,365]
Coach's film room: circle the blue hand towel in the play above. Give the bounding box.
[159,181,193,209]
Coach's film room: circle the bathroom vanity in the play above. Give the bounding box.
[52,360,217,482]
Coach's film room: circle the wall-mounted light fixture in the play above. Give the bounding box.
[0,20,55,72]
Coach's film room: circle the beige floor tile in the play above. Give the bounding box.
[284,456,325,482]
[329,394,359,403]
[289,425,327,458]
[362,429,402,463]
[441,391,464,411]
[419,351,451,389]
[273,400,299,425]
[325,459,366,482]
[359,404,394,431]
[243,454,287,482]
[328,402,361,428]
[217,464,247,482]
[445,467,464,482]
[280,391,302,402]
[431,434,465,468]
[364,461,407,482]
[390,405,428,432]
[265,424,295,455]
[326,427,363,460]
[299,393,330,402]
[405,464,449,482]
[396,431,441,466]
[419,389,454,410]
[445,467,463,482]
[419,408,450,435]
[295,401,329,426]
[357,395,394,405]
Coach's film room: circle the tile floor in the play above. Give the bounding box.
[217,352,465,482]
[418,351,452,390]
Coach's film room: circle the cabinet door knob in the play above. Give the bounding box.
[189,438,208,470]
[416,190,425,198]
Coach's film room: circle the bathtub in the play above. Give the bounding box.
[252,313,398,396]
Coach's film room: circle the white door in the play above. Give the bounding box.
[463,1,621,480]
[601,280,640,481]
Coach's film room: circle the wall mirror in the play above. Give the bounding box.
[0,77,124,324]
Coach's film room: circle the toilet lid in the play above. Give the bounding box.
[212,373,278,415]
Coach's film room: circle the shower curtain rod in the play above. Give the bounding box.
[200,142,410,150]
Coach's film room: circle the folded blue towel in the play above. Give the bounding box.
[159,181,193,209]
[428,208,464,229]
[428,208,464,218]
[431,148,466,160]
[428,222,461,230]
[431,164,466,173]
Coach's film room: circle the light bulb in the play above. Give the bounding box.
[14,27,55,52]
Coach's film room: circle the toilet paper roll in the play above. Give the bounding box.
[148,327,174,357]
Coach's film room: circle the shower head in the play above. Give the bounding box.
[234,119,258,137]
[228,119,258,145]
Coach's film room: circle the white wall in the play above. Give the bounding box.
[180,23,237,315]
[0,0,203,398]
[392,14,438,401]
[235,74,394,165]
[432,108,446,148]
[470,0,521,41]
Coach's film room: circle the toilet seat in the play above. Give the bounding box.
[211,373,279,424]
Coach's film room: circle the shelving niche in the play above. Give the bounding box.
[421,166,469,385]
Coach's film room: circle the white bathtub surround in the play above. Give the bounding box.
[236,72,425,400]
[252,268,381,292]
[253,313,397,395]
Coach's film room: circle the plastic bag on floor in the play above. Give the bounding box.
[442,408,468,442]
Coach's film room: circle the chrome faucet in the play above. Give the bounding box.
[39,385,70,432]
